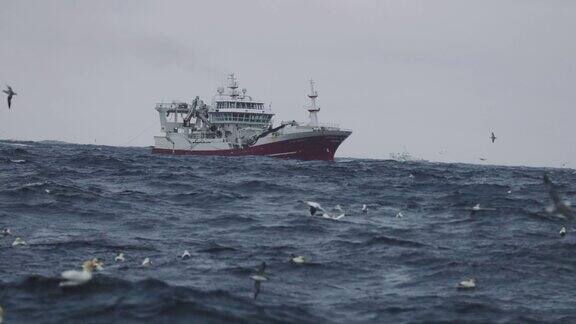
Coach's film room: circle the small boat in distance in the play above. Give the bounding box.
[152,74,351,161]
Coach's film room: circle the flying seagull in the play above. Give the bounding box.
[250,261,268,299]
[3,85,17,109]
[490,132,496,143]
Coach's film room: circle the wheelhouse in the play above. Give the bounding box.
[209,111,273,126]
[216,101,265,110]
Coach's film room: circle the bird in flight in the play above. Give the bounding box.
[490,132,497,143]
[250,261,268,299]
[3,85,17,109]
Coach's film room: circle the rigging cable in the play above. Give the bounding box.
[123,120,159,146]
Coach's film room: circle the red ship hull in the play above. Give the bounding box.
[152,134,349,161]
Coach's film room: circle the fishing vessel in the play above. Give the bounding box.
[152,74,351,160]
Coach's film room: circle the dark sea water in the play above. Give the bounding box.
[1,140,575,323]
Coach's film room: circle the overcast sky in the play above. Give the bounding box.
[1,0,575,167]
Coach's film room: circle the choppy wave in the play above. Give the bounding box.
[1,140,576,323]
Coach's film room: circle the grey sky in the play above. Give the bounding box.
[1,0,575,167]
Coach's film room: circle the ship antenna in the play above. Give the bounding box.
[307,79,320,126]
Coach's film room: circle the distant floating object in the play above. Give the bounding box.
[250,261,268,299]
[142,258,152,267]
[290,254,305,264]
[60,259,98,287]
[396,211,404,218]
[1,228,11,236]
[115,252,125,262]
[507,190,512,194]
[3,85,17,109]
[361,204,368,214]
[467,204,495,215]
[559,226,567,237]
[12,237,26,247]
[458,278,477,289]
[44,189,51,194]
[490,132,497,143]
[479,157,487,161]
[181,250,191,259]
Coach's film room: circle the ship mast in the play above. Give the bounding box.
[307,79,320,126]
[228,73,239,99]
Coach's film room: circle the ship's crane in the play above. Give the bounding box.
[182,96,211,127]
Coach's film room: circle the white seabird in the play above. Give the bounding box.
[181,250,191,259]
[115,252,125,262]
[12,237,26,247]
[457,278,477,289]
[250,261,268,299]
[361,204,368,214]
[60,260,99,287]
[142,257,152,267]
[304,201,325,216]
[467,204,496,215]
[559,226,567,237]
[469,204,481,215]
[290,254,305,264]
